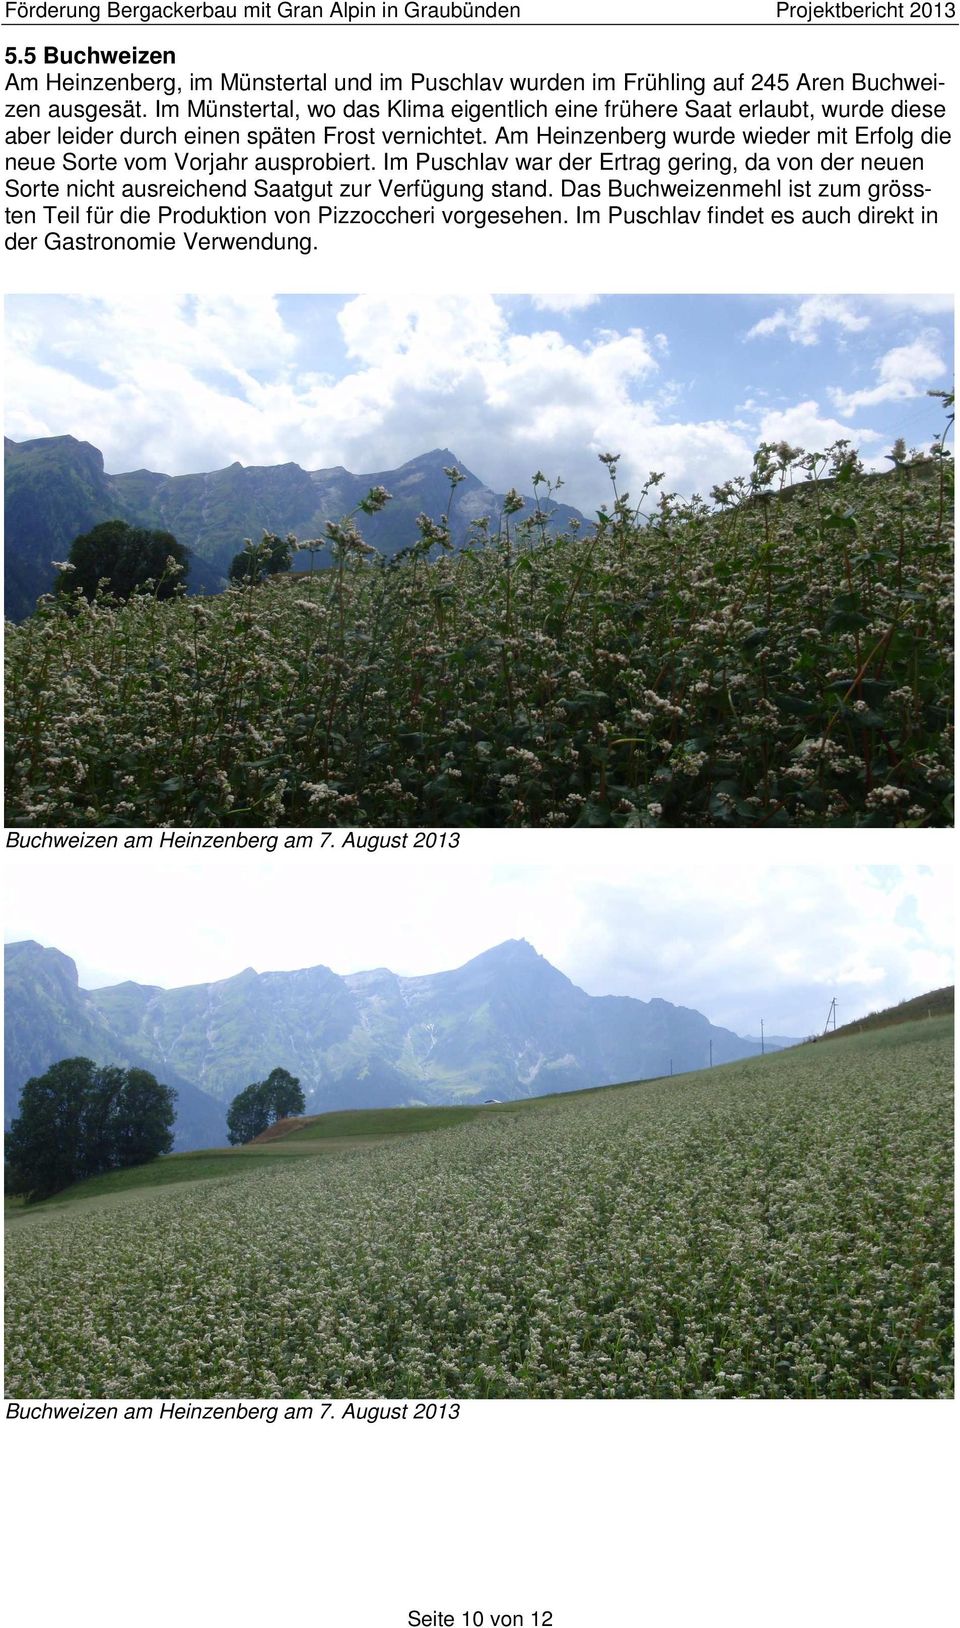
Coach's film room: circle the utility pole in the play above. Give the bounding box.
[709,1039,713,1068]
[761,1018,765,1056]
[823,997,838,1034]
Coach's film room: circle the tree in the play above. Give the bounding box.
[225,1080,271,1146]
[57,519,190,602]
[226,1067,305,1145]
[4,1058,90,1201]
[228,532,296,585]
[112,1068,180,1168]
[264,1067,305,1121]
[80,1062,127,1178]
[5,1059,176,1202]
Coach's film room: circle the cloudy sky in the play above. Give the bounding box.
[5,292,953,513]
[4,860,952,1040]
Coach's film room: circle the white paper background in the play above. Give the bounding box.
[2,5,957,1625]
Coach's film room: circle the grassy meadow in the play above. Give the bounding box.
[5,1015,953,1400]
[4,439,953,827]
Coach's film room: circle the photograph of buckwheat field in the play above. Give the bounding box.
[4,861,953,1400]
[4,292,953,828]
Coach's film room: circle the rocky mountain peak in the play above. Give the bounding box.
[5,938,794,1148]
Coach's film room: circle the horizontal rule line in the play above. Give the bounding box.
[3,20,959,26]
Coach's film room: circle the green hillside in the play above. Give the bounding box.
[5,1090,621,1215]
[6,1016,952,1399]
[820,985,953,1042]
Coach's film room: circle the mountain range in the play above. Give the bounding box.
[4,938,795,1149]
[4,435,585,620]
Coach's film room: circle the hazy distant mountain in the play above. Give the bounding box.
[3,436,225,620]
[4,939,794,1149]
[4,436,585,619]
[3,940,226,1151]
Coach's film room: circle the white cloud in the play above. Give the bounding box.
[7,293,949,516]
[4,862,951,1042]
[556,865,953,1035]
[757,399,882,454]
[746,296,871,346]
[4,292,301,475]
[5,294,761,511]
[529,293,601,313]
[868,294,953,316]
[829,333,947,414]
[337,292,508,367]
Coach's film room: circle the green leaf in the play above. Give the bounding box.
[772,691,815,718]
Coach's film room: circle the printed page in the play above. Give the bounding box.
[1,4,956,1627]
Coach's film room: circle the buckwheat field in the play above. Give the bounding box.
[5,1019,953,1400]
[5,437,953,828]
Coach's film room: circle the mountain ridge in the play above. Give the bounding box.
[4,435,585,619]
[4,938,795,1147]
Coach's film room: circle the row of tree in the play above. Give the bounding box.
[226,1068,305,1145]
[5,1059,176,1202]
[5,1058,308,1201]
[56,521,297,602]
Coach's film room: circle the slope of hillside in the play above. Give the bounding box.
[4,939,787,1145]
[819,985,953,1041]
[8,443,950,828]
[4,1101,542,1216]
[6,1015,952,1399]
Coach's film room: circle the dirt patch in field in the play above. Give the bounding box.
[249,1115,325,1144]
